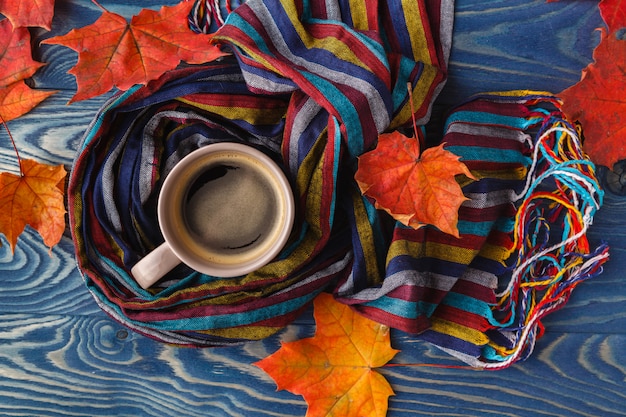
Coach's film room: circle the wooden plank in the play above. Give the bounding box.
[0,229,100,317]
[1,313,624,417]
[1,0,624,416]
[441,0,604,102]
[544,191,626,333]
[31,0,602,96]
[0,92,110,172]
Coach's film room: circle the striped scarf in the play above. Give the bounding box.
[68,0,607,368]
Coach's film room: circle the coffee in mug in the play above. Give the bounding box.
[131,143,294,289]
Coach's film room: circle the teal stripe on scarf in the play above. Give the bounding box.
[444,111,531,132]
[301,72,365,156]
[441,293,503,326]
[226,13,273,56]
[446,145,532,165]
[458,218,514,237]
[364,296,438,320]
[392,58,424,111]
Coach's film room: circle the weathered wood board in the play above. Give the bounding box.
[1,1,624,416]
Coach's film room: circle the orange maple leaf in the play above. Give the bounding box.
[0,81,56,123]
[0,159,66,253]
[255,293,398,417]
[42,1,228,103]
[355,131,475,238]
[0,0,56,31]
[560,31,626,168]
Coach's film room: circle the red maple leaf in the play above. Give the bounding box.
[599,0,626,33]
[0,21,44,86]
[560,32,626,168]
[0,0,56,30]
[0,19,55,122]
[42,1,228,103]
[355,130,475,238]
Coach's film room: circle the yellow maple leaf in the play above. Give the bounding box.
[255,293,399,417]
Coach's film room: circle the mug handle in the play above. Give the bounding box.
[131,242,181,289]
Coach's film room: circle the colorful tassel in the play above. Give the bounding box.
[483,112,609,369]
[188,0,243,33]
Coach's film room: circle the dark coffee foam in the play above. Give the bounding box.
[183,156,279,260]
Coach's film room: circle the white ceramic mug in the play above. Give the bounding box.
[131,143,295,289]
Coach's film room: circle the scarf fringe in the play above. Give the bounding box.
[481,111,609,369]
[188,0,242,33]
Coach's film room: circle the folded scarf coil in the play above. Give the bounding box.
[68,0,608,368]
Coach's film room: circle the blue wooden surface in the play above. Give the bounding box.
[1,1,625,416]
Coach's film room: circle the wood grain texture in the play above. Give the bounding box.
[441,0,604,103]
[0,232,97,317]
[1,312,624,417]
[0,92,111,172]
[1,0,624,416]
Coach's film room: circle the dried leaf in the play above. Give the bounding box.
[42,1,228,103]
[560,31,626,168]
[355,131,475,238]
[0,159,66,253]
[0,0,56,30]
[255,293,398,417]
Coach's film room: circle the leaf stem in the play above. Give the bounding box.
[384,362,479,370]
[91,0,108,12]
[0,115,23,177]
[406,82,424,155]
